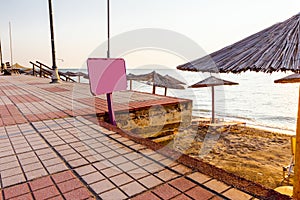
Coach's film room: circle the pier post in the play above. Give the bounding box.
[48,0,60,83]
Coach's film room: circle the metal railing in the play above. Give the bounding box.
[29,61,76,82]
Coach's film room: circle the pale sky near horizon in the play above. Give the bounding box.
[0,0,299,69]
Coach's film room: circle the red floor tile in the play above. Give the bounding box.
[14,116,28,124]
[25,115,39,122]
[46,195,64,200]
[52,171,74,184]
[33,185,60,200]
[185,187,214,200]
[171,194,192,200]
[152,184,180,200]
[169,177,196,192]
[63,187,93,200]
[3,183,30,199]
[36,114,49,121]
[30,176,54,191]
[132,191,160,200]
[9,193,33,200]
[57,178,82,193]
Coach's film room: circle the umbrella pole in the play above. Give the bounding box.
[152,85,156,94]
[294,87,300,198]
[164,87,167,96]
[130,80,132,90]
[212,86,215,123]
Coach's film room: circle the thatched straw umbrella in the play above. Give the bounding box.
[164,74,186,85]
[126,73,152,90]
[127,71,185,95]
[177,13,300,197]
[189,76,238,123]
[275,73,300,84]
[177,13,300,73]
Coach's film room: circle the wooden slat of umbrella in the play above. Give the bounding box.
[177,12,300,197]
[189,76,238,123]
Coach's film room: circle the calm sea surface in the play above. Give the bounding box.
[62,68,299,135]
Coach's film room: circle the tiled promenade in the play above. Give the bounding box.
[0,75,278,199]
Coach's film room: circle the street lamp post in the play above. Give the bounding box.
[48,0,60,83]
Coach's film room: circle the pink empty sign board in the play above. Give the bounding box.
[87,58,127,95]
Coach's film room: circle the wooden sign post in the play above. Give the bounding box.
[87,58,127,125]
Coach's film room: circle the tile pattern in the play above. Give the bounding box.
[0,76,255,200]
[0,123,67,188]
[0,76,186,127]
[1,171,94,200]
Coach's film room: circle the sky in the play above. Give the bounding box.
[0,0,299,69]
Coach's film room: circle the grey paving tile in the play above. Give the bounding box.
[143,162,164,173]
[93,160,114,170]
[0,160,19,171]
[75,165,97,176]
[47,163,68,174]
[1,167,23,178]
[171,164,192,175]
[120,181,146,197]
[118,162,139,172]
[68,158,88,168]
[22,162,44,172]
[42,157,63,167]
[25,168,48,180]
[127,168,149,180]
[101,167,122,178]
[2,173,26,187]
[0,155,18,164]
[90,179,115,194]
[187,172,212,184]
[110,173,133,186]
[82,171,105,184]
[109,156,128,165]
[154,169,180,182]
[138,175,163,189]
[99,188,127,200]
[85,154,105,163]
[222,188,253,200]
[204,179,231,193]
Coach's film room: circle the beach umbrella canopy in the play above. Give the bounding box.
[164,74,186,85]
[177,12,300,198]
[126,71,185,95]
[64,71,88,82]
[189,76,238,123]
[177,13,300,74]
[274,73,300,83]
[126,73,152,81]
[145,71,185,89]
[65,71,87,77]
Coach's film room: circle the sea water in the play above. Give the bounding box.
[62,68,299,135]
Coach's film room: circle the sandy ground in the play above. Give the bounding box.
[167,125,293,189]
